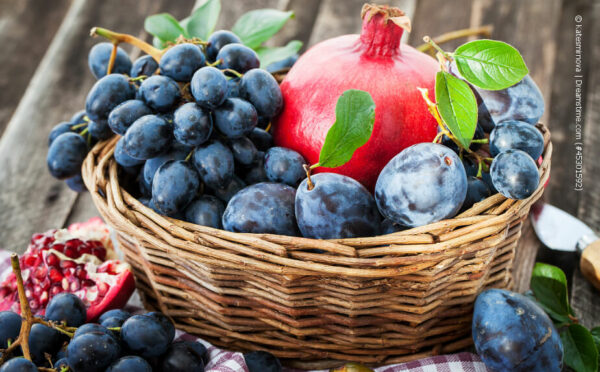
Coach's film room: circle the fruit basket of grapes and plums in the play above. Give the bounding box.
[42,3,551,368]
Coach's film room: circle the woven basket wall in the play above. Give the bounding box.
[81,124,551,369]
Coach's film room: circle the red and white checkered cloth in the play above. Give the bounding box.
[0,251,489,372]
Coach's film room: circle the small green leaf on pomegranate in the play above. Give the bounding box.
[145,13,187,45]
[232,9,294,50]
[256,40,302,69]
[318,90,375,169]
[185,0,221,40]
[454,39,529,90]
[530,263,572,324]
[561,324,599,372]
[435,71,477,149]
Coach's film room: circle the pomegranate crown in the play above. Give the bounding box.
[361,3,411,32]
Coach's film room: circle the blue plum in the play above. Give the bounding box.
[173,103,212,147]
[69,110,87,124]
[65,174,86,192]
[88,119,112,140]
[47,132,89,179]
[375,143,467,227]
[241,153,268,185]
[473,289,562,372]
[48,122,74,146]
[240,68,283,119]
[213,98,258,138]
[108,99,152,135]
[88,42,132,79]
[296,173,381,239]
[222,182,299,235]
[248,127,273,151]
[147,312,175,343]
[380,218,406,234]
[98,309,131,324]
[490,149,539,200]
[138,75,181,112]
[85,74,136,121]
[264,147,306,186]
[143,148,188,187]
[28,323,63,366]
[212,175,246,203]
[461,176,490,211]
[191,66,228,109]
[130,55,159,79]
[123,115,172,160]
[228,136,258,166]
[159,43,206,82]
[115,137,145,167]
[184,195,225,229]
[192,140,234,189]
[152,160,200,215]
[73,323,115,341]
[490,120,544,160]
[206,30,241,62]
[217,44,260,74]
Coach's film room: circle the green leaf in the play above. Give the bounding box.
[186,0,221,40]
[232,9,294,49]
[152,36,168,49]
[256,40,302,69]
[530,263,572,324]
[434,71,478,149]
[144,13,187,44]
[317,90,375,169]
[561,324,599,372]
[454,39,529,90]
[591,327,600,355]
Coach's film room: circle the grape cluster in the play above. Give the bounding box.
[0,294,209,372]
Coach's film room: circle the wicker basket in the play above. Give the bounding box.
[81,124,551,369]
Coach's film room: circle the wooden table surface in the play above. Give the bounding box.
[0,0,598,328]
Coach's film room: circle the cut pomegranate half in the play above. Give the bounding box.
[0,218,135,322]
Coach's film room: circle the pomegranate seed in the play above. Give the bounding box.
[39,292,49,306]
[97,282,109,297]
[32,233,44,241]
[24,255,37,267]
[75,267,87,280]
[34,266,48,280]
[60,260,76,269]
[39,277,51,290]
[50,285,62,296]
[63,247,77,258]
[91,247,106,261]
[29,298,39,311]
[49,268,63,282]
[46,253,59,267]
[53,243,65,253]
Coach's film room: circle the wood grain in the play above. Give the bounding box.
[0,0,70,135]
[409,0,473,49]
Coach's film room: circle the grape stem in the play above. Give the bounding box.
[221,68,243,78]
[107,43,118,75]
[70,122,87,130]
[91,27,163,62]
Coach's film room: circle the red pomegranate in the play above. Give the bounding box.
[273,4,440,190]
[0,217,135,322]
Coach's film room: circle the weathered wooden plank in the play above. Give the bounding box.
[572,0,600,327]
[0,0,192,254]
[410,0,473,48]
[0,0,71,135]
[216,0,280,30]
[270,0,323,48]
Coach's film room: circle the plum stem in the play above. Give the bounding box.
[303,164,315,190]
[91,27,163,62]
[107,43,118,75]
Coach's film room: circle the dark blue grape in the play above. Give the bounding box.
[223,182,299,235]
[88,119,112,140]
[99,309,131,324]
[88,42,132,79]
[212,176,246,203]
[244,350,282,372]
[86,74,136,121]
[461,176,490,211]
[213,98,257,138]
[108,100,153,135]
[159,342,205,372]
[173,103,212,147]
[206,30,241,62]
[490,149,539,200]
[381,218,406,234]
[152,160,200,215]
[115,137,145,167]
[147,312,175,343]
[0,358,37,372]
[0,312,21,349]
[296,173,381,239]
[107,356,153,372]
[462,157,479,177]
[375,143,467,227]
[28,323,62,366]
[143,148,188,187]
[490,120,544,160]
[47,132,89,179]
[101,316,128,330]
[265,54,298,73]
[217,44,259,74]
[191,67,228,109]
[441,124,484,153]
[66,173,86,192]
[481,170,497,194]
[192,140,234,188]
[473,289,562,372]
[121,315,170,358]
[67,332,121,372]
[54,358,70,371]
[45,293,86,327]
[184,195,225,228]
[248,128,273,151]
[73,323,116,341]
[70,110,87,124]
[130,55,158,79]
[138,75,181,112]
[241,153,268,184]
[159,43,206,82]
[123,115,172,160]
[240,69,283,119]
[229,136,257,166]
[264,147,306,186]
[227,77,241,98]
[48,122,74,146]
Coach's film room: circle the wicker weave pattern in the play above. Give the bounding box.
[82,124,551,369]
